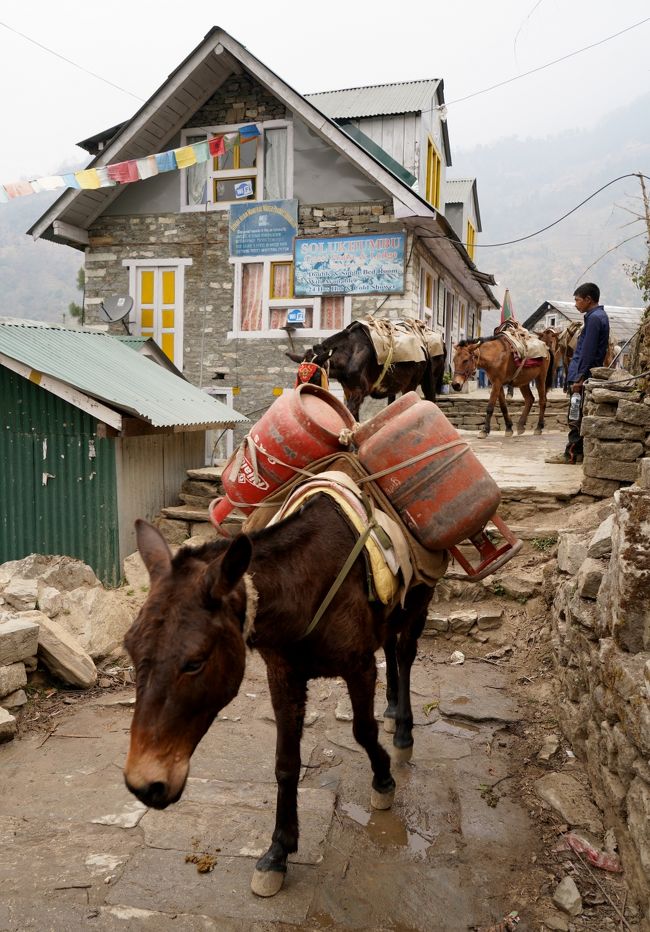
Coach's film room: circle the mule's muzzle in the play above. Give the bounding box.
[124,775,183,809]
[451,381,463,392]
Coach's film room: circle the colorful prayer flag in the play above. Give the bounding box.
[208,136,225,157]
[35,175,66,191]
[154,150,177,173]
[107,160,139,184]
[192,141,210,164]
[136,155,158,179]
[96,167,117,187]
[174,146,197,169]
[0,187,8,203]
[4,180,34,198]
[238,124,260,141]
[76,169,101,190]
[223,132,239,150]
[62,173,80,189]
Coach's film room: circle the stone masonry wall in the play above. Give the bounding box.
[580,367,650,498]
[435,394,569,432]
[549,460,650,924]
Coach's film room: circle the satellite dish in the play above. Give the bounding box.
[100,295,133,333]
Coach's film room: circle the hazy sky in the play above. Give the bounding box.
[1,0,649,184]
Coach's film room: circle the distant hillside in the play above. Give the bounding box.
[0,194,81,323]
[1,94,648,325]
[453,92,650,318]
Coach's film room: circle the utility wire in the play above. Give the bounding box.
[0,20,145,102]
[442,16,650,108]
[417,173,650,249]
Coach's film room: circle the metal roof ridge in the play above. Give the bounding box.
[307,78,440,96]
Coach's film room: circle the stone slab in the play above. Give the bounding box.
[437,664,521,724]
[534,772,603,834]
[0,661,27,698]
[0,614,40,665]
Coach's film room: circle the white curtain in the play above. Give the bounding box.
[186,134,208,206]
[264,128,287,200]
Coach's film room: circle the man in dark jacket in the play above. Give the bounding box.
[546,282,609,464]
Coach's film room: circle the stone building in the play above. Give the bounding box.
[29,27,498,443]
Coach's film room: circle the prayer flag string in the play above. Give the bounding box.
[0,124,261,203]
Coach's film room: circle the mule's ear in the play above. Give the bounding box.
[135,519,172,583]
[285,351,304,363]
[206,534,252,601]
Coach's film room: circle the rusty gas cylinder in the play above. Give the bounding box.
[209,383,356,527]
[354,391,501,550]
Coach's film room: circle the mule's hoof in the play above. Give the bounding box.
[370,786,395,810]
[534,428,543,435]
[383,716,396,734]
[478,430,488,439]
[251,868,285,897]
[505,429,513,437]
[516,426,525,436]
[391,744,413,764]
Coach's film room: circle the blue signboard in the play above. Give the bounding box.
[229,199,298,257]
[294,233,406,296]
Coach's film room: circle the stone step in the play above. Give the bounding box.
[161,504,211,522]
[182,479,222,498]
[186,465,226,482]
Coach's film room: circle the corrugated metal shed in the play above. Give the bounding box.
[445,179,475,203]
[306,80,441,118]
[0,321,248,428]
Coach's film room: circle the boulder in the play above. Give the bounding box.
[1,688,27,709]
[581,416,645,441]
[552,877,582,917]
[0,662,27,698]
[534,772,603,834]
[40,557,100,592]
[576,558,605,600]
[56,587,138,659]
[477,607,504,630]
[587,515,614,558]
[36,584,63,617]
[123,551,150,593]
[0,707,17,743]
[557,531,590,576]
[583,457,640,483]
[2,578,38,611]
[617,399,650,428]
[0,614,40,665]
[30,610,97,688]
[448,610,477,634]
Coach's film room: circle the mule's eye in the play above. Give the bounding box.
[182,659,205,675]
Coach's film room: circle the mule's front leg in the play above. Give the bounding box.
[479,382,501,438]
[497,387,513,435]
[252,664,306,897]
[345,658,395,811]
[517,383,534,434]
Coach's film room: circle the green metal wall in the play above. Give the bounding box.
[0,368,120,585]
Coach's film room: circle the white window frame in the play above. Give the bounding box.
[203,386,235,464]
[418,260,436,326]
[228,255,352,339]
[179,120,293,213]
[123,257,192,370]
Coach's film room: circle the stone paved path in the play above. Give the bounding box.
[0,646,539,932]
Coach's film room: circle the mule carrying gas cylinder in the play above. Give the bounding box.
[353,392,521,579]
[209,383,356,527]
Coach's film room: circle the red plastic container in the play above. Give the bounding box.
[209,383,356,527]
[354,392,521,578]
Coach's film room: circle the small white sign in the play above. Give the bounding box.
[234,180,254,199]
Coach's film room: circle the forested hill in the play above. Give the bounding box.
[452,92,650,317]
[0,193,81,323]
[1,92,649,324]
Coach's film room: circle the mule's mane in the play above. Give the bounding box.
[457,335,499,348]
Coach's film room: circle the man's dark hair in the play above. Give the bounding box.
[573,282,600,303]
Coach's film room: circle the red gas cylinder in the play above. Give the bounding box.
[354,392,521,578]
[209,383,356,527]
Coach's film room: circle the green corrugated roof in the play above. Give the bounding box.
[335,120,417,187]
[0,321,248,428]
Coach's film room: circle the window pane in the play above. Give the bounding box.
[161,332,175,362]
[239,139,257,169]
[321,296,345,330]
[215,177,256,202]
[140,270,154,305]
[264,128,287,200]
[271,262,293,298]
[217,148,236,171]
[162,271,175,306]
[141,308,154,329]
[241,264,264,331]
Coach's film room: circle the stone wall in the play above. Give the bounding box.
[549,460,650,924]
[580,367,650,498]
[434,393,570,432]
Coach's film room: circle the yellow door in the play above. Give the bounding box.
[136,267,178,363]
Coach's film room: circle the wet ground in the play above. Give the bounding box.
[0,428,627,932]
[1,641,538,932]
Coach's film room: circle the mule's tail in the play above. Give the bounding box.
[422,343,446,400]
